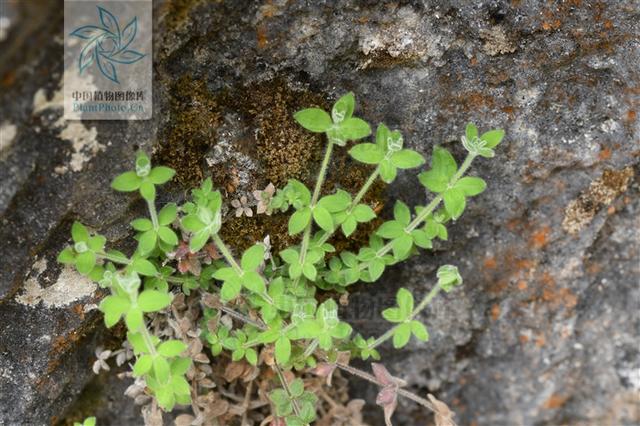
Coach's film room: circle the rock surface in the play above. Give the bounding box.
[1,0,638,425]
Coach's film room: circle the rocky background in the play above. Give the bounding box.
[0,0,638,425]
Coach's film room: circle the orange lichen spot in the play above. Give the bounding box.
[604,20,613,30]
[484,256,497,269]
[626,110,637,123]
[517,280,528,291]
[256,23,268,48]
[519,333,530,344]
[607,205,616,215]
[490,304,501,321]
[599,147,612,161]
[535,333,546,347]
[544,394,569,409]
[470,56,478,66]
[530,226,551,249]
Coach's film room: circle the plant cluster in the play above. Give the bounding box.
[59,92,504,425]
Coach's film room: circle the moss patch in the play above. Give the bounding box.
[155,76,221,186]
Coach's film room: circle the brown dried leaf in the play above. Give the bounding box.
[224,361,247,382]
[428,394,456,426]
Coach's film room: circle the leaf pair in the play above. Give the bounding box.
[294,92,371,146]
[111,152,175,201]
[57,221,107,278]
[131,203,178,254]
[213,244,267,301]
[381,288,429,348]
[349,123,425,183]
[419,146,486,219]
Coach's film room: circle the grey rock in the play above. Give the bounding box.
[0,0,638,425]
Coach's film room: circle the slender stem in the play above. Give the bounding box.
[100,252,130,264]
[369,283,443,349]
[294,142,335,287]
[273,363,303,420]
[147,200,159,229]
[351,165,380,207]
[139,322,158,357]
[303,339,319,358]
[212,234,243,274]
[311,142,335,206]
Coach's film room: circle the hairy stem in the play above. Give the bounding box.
[147,200,159,229]
[273,363,303,420]
[369,283,443,349]
[295,141,335,286]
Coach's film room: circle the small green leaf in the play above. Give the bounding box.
[158,203,177,226]
[157,226,178,246]
[76,251,96,275]
[480,129,505,148]
[313,206,333,232]
[241,244,265,271]
[153,356,170,383]
[275,336,291,364]
[71,222,90,243]
[133,354,153,376]
[393,201,411,225]
[111,171,142,192]
[147,166,175,185]
[189,229,210,253]
[332,92,355,123]
[131,218,153,231]
[138,230,157,254]
[411,320,429,341]
[138,290,171,312]
[302,262,317,281]
[443,188,466,219]
[139,181,156,201]
[289,378,305,397]
[220,279,242,301]
[466,123,478,141]
[125,307,143,330]
[376,220,405,239]
[418,170,449,193]
[243,271,266,294]
[393,323,412,348]
[352,204,376,222]
[431,146,457,179]
[57,247,76,264]
[339,117,372,140]
[158,340,188,357]
[390,149,425,169]
[341,216,357,236]
[396,288,414,318]
[349,143,385,164]
[294,108,333,132]
[379,159,397,183]
[131,258,157,276]
[181,215,205,232]
[455,176,486,196]
[288,207,312,235]
[391,234,413,259]
[279,249,299,264]
[382,307,402,323]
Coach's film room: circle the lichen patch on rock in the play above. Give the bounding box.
[57,122,104,173]
[562,167,634,234]
[0,121,17,160]
[15,259,96,308]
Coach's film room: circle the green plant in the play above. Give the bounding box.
[59,92,504,425]
[73,416,96,426]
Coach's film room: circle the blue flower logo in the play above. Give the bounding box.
[70,6,145,84]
